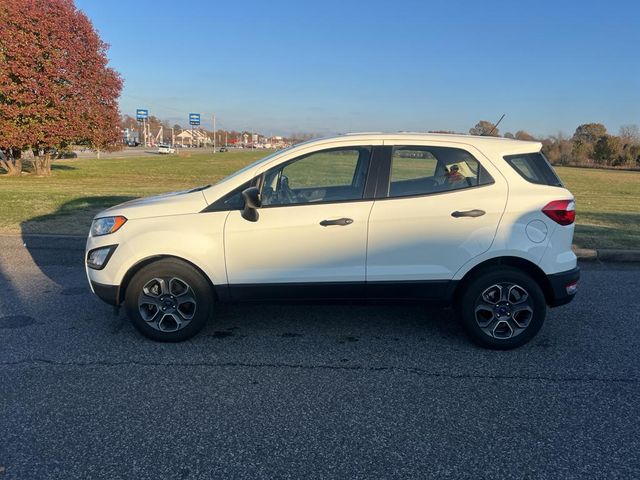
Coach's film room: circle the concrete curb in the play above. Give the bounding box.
[596,249,640,262]
[573,246,640,262]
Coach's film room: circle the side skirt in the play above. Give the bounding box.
[217,280,457,303]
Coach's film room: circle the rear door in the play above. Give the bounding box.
[366,143,508,287]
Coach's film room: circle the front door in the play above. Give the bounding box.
[224,146,375,299]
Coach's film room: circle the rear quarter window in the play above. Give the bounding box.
[503,152,563,187]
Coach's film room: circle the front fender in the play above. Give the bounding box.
[86,212,229,288]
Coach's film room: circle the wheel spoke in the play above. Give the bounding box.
[512,304,534,328]
[158,278,169,295]
[499,285,510,302]
[177,293,196,306]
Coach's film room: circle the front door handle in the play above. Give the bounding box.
[319,217,354,227]
[451,209,486,218]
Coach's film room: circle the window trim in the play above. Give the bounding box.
[373,181,496,203]
[377,145,495,200]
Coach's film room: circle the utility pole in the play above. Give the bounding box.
[171,127,175,146]
[212,114,216,153]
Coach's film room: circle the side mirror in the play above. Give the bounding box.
[241,186,261,222]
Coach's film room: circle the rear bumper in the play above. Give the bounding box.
[547,267,580,307]
[90,281,120,306]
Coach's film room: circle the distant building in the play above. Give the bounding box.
[175,129,211,147]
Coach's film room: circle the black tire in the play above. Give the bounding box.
[125,258,214,342]
[457,266,546,350]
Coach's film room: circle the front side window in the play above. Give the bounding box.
[261,147,371,206]
[388,146,493,198]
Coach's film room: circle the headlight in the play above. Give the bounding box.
[91,216,127,236]
[87,245,117,270]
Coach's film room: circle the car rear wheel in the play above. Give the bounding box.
[457,267,546,349]
[125,258,213,342]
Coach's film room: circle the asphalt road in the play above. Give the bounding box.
[1,236,639,479]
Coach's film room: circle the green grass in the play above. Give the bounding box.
[0,153,638,249]
[0,150,267,235]
[554,166,640,249]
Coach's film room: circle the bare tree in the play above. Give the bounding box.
[619,124,640,146]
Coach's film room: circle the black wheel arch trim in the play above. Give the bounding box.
[453,256,577,307]
[90,281,120,306]
[117,255,222,305]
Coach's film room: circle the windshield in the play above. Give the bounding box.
[212,146,295,186]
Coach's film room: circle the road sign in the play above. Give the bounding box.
[189,113,201,126]
[136,109,148,121]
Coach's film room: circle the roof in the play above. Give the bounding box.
[290,132,542,155]
[342,131,538,145]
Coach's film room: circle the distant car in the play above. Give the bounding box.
[158,145,175,155]
[86,133,579,349]
[218,147,228,152]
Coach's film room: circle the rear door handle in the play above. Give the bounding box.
[451,209,486,218]
[319,218,354,227]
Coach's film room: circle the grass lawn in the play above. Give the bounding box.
[0,151,638,249]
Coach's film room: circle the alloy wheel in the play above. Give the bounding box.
[474,283,534,339]
[137,277,197,332]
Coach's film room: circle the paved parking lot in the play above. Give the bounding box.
[0,236,639,479]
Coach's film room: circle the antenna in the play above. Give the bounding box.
[486,114,505,136]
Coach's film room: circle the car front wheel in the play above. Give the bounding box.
[457,267,547,349]
[125,258,213,342]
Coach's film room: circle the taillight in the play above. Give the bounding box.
[542,200,576,226]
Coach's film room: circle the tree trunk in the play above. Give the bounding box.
[0,149,23,175]
[33,152,52,176]
[96,148,101,159]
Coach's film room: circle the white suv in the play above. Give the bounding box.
[85,133,579,349]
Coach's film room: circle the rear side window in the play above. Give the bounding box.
[503,152,563,187]
[388,146,493,198]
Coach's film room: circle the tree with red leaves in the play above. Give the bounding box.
[0,0,122,175]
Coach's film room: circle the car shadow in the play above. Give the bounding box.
[20,196,137,291]
[21,196,137,235]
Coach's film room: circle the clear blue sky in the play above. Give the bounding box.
[76,0,639,137]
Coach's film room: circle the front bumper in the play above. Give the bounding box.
[85,235,125,305]
[547,266,580,307]
[90,281,120,306]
